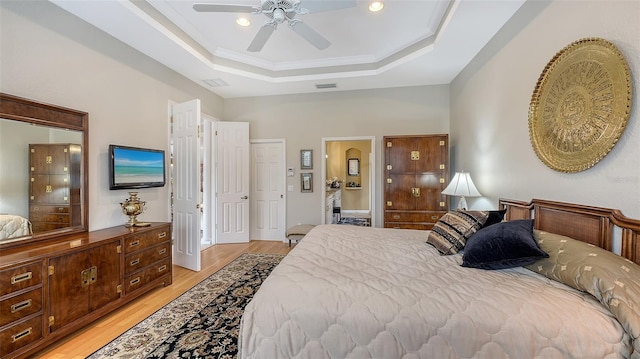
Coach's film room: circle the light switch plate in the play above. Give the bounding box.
[287,185,294,192]
[287,168,294,177]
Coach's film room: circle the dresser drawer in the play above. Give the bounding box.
[0,288,43,327]
[29,205,70,214]
[0,262,43,297]
[124,227,170,254]
[0,315,43,357]
[124,243,171,274]
[31,223,70,232]
[29,212,70,223]
[125,259,171,294]
[384,222,433,230]
[384,211,445,224]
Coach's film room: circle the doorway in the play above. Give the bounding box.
[171,99,250,272]
[321,137,375,226]
[250,139,286,240]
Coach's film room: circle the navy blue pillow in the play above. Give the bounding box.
[481,209,506,229]
[461,219,548,270]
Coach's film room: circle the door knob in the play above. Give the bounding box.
[241,195,248,200]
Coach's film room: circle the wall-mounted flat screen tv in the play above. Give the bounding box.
[109,144,166,190]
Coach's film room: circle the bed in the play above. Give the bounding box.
[0,214,32,240]
[239,199,640,359]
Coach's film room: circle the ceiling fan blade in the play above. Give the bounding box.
[301,0,356,13]
[193,3,256,13]
[247,23,276,52]
[289,21,330,50]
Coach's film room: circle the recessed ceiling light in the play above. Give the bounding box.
[236,17,251,26]
[369,1,384,12]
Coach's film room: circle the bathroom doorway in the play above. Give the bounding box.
[321,136,375,226]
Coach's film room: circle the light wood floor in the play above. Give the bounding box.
[34,240,293,359]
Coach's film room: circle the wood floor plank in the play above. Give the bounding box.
[33,240,292,358]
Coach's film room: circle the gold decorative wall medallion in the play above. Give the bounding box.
[529,38,632,172]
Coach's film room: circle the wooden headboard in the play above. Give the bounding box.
[499,198,640,266]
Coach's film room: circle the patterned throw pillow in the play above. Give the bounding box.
[525,230,640,354]
[427,210,490,255]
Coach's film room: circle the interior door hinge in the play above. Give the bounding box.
[49,316,55,327]
[117,284,122,294]
[48,265,55,276]
[386,141,392,147]
[116,245,122,254]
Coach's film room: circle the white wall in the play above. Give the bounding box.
[224,86,450,227]
[0,1,224,231]
[451,0,640,218]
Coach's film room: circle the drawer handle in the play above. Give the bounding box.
[12,327,32,343]
[11,272,32,284]
[11,299,33,313]
[158,232,167,239]
[130,240,140,248]
[392,214,400,220]
[158,265,167,273]
[158,248,167,255]
[130,277,141,286]
[130,258,140,266]
[431,215,439,220]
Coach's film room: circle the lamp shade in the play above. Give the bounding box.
[441,172,481,197]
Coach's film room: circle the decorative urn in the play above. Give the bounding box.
[120,192,146,227]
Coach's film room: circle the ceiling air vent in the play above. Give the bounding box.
[203,78,228,87]
[315,83,337,89]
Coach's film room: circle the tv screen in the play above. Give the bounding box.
[109,144,166,190]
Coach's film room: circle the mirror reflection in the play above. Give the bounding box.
[0,118,82,242]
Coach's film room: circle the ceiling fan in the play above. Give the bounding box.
[193,0,356,52]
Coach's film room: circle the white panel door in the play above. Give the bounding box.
[171,99,201,271]
[216,122,250,244]
[251,140,285,240]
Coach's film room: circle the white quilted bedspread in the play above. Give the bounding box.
[240,224,633,359]
[0,214,32,240]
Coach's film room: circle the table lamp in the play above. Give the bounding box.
[441,172,481,210]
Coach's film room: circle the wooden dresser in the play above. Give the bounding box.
[29,144,82,233]
[383,134,449,230]
[0,223,172,359]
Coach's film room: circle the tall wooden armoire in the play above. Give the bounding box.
[29,143,82,233]
[383,134,449,230]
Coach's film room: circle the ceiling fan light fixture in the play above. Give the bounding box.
[368,1,384,12]
[236,17,251,26]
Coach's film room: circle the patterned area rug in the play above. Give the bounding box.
[88,253,284,359]
[337,217,371,226]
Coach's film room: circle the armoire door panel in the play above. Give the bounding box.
[415,136,447,171]
[385,137,416,174]
[386,174,416,210]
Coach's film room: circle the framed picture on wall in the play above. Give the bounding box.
[300,149,313,170]
[348,158,360,176]
[301,173,313,193]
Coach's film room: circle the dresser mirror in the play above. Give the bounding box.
[0,93,88,247]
